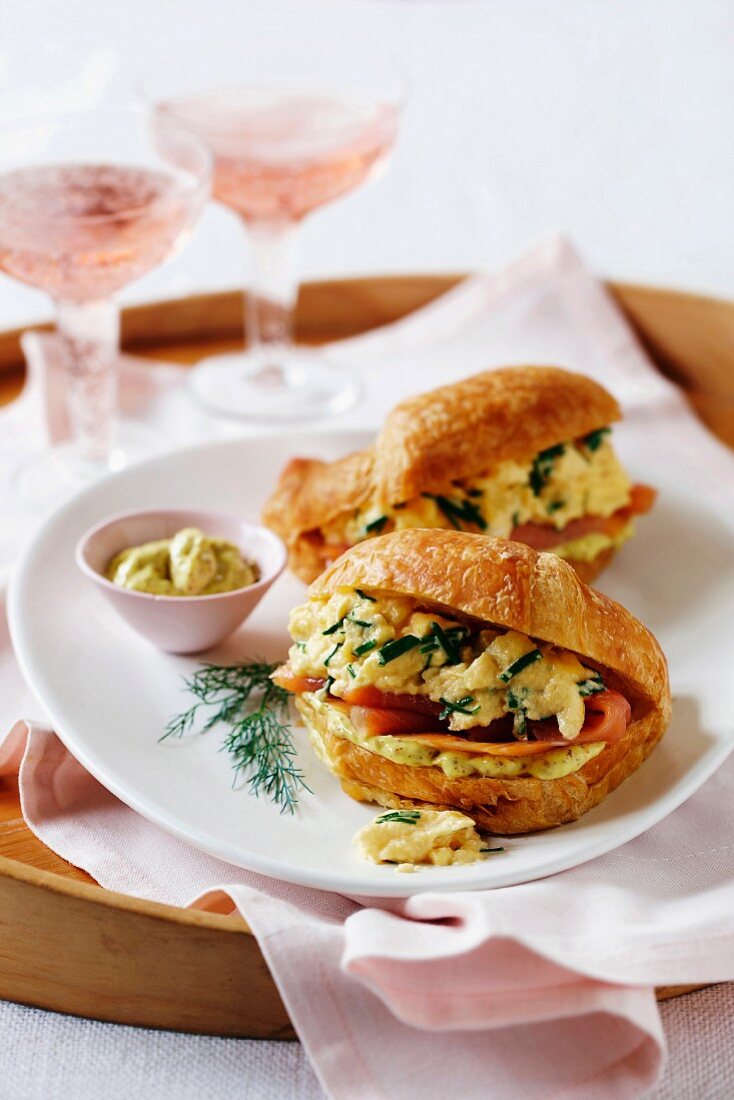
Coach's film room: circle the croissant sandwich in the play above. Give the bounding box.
[262,365,655,585]
[273,529,671,834]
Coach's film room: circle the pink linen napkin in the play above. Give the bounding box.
[0,713,665,1100]
[4,236,734,1099]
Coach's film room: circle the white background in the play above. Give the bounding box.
[0,0,732,333]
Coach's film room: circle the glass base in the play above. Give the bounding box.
[12,422,162,510]
[188,348,361,423]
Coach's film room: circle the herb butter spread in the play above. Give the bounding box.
[106,527,258,596]
[320,428,631,547]
[354,808,488,870]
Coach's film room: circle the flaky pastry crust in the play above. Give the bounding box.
[562,546,616,586]
[261,450,375,560]
[374,365,620,504]
[261,366,622,584]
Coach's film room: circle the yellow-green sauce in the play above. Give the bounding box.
[106,527,258,597]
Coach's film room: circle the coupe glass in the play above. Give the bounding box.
[0,109,211,504]
[142,43,405,422]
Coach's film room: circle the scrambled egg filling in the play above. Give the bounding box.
[288,591,605,739]
[354,809,488,870]
[553,530,632,563]
[320,429,631,550]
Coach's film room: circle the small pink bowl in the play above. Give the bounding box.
[76,508,287,655]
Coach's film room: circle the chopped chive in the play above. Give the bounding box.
[353,639,377,658]
[511,511,520,528]
[324,675,335,693]
[480,846,505,854]
[377,635,422,665]
[539,443,566,460]
[458,497,487,530]
[419,636,439,654]
[431,621,465,664]
[347,614,372,628]
[376,810,421,825]
[323,616,346,636]
[506,688,528,737]
[423,651,433,671]
[578,673,605,697]
[423,493,487,531]
[583,427,610,452]
[529,443,565,496]
[323,643,342,667]
[423,492,461,529]
[438,695,481,720]
[499,649,542,683]
[547,500,565,514]
[346,664,357,679]
[529,466,543,496]
[365,515,389,534]
[466,487,483,498]
[295,641,307,652]
[356,588,376,602]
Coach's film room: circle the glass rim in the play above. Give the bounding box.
[0,105,213,227]
[136,41,410,111]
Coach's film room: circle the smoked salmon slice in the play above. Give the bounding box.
[580,689,631,743]
[628,484,657,515]
[399,689,630,752]
[349,706,445,737]
[340,686,442,717]
[273,667,631,750]
[271,666,326,694]
[511,484,656,551]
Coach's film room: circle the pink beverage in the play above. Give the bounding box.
[157,91,398,221]
[0,164,197,299]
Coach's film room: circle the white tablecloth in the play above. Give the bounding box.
[1,985,730,1100]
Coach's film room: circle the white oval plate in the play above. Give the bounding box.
[9,431,734,897]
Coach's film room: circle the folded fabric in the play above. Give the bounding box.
[4,235,734,1100]
[0,715,665,1100]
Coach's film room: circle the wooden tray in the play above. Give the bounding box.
[1,274,732,1038]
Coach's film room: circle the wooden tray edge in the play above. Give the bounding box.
[0,850,248,933]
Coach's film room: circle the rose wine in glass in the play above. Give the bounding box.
[144,45,404,422]
[0,110,211,504]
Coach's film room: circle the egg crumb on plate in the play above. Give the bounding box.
[353,808,495,871]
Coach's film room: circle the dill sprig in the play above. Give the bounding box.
[162,660,310,814]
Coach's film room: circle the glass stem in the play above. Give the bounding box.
[56,298,120,466]
[244,219,300,390]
